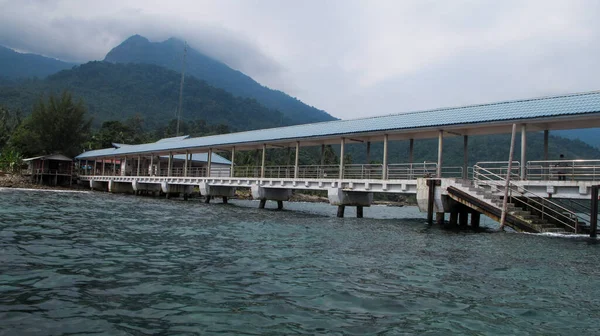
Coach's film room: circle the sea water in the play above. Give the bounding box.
[1,189,599,335]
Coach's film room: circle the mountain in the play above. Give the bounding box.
[555,129,600,149]
[0,45,76,79]
[0,61,291,130]
[104,35,335,124]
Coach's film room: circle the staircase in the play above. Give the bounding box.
[450,179,567,233]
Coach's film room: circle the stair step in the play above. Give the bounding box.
[509,210,531,216]
[540,227,566,233]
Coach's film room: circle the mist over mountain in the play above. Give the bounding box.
[104,35,335,124]
[0,61,291,130]
[0,45,76,79]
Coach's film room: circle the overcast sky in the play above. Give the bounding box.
[1,0,599,119]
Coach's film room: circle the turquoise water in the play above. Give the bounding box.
[1,189,599,335]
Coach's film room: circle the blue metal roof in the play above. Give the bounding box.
[76,91,600,159]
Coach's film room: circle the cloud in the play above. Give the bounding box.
[0,0,599,119]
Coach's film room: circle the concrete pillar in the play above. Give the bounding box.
[337,205,345,218]
[84,160,88,176]
[471,212,481,228]
[382,134,389,180]
[157,157,161,176]
[459,211,469,226]
[93,160,97,176]
[294,141,300,178]
[320,144,325,166]
[521,124,527,180]
[230,147,236,177]
[463,135,468,179]
[339,138,345,179]
[260,144,266,178]
[543,130,549,161]
[207,148,213,177]
[149,155,154,176]
[437,130,443,178]
[102,159,105,176]
[113,157,116,176]
[137,155,141,176]
[366,142,371,164]
[449,211,458,226]
[184,151,189,177]
[168,152,173,177]
[436,212,445,225]
[409,138,414,164]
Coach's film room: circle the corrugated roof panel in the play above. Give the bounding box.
[76,91,600,159]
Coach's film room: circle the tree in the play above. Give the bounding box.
[0,105,22,151]
[10,91,91,157]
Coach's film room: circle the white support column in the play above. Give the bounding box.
[521,124,527,180]
[137,155,141,176]
[207,148,213,177]
[463,135,468,179]
[149,154,154,176]
[339,138,345,179]
[168,152,173,177]
[84,160,88,176]
[544,130,549,161]
[93,160,97,176]
[184,150,189,177]
[260,144,266,178]
[230,147,236,178]
[294,141,300,178]
[320,144,325,166]
[382,134,389,180]
[437,130,443,178]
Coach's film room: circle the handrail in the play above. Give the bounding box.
[473,165,579,232]
[526,159,600,181]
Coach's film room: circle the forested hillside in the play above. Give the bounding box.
[0,61,291,130]
[0,45,76,79]
[104,35,335,124]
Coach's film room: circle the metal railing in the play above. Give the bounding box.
[474,161,521,180]
[473,165,580,232]
[230,163,462,180]
[33,168,72,175]
[526,160,600,181]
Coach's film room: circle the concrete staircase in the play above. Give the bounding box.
[451,180,567,234]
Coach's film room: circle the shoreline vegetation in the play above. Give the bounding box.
[0,174,411,206]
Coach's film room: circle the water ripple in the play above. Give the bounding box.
[1,190,599,335]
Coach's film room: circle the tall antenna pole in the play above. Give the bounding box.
[176,41,187,136]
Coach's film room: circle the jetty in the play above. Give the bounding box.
[76,91,600,235]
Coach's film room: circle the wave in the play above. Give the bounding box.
[0,187,91,194]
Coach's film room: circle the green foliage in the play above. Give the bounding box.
[0,62,294,131]
[0,149,23,174]
[0,105,22,150]
[105,35,335,124]
[10,91,91,157]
